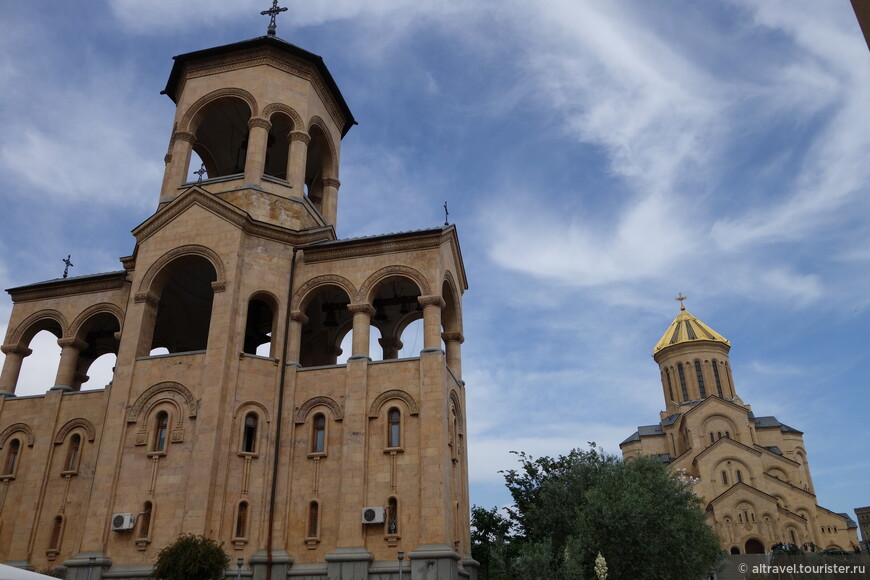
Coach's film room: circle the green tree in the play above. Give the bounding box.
[501,444,722,580]
[471,505,515,579]
[150,533,228,580]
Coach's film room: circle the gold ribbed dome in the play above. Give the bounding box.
[653,307,730,354]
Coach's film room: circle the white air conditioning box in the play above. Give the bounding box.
[111,513,136,531]
[362,507,385,524]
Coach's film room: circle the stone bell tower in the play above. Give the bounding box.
[0,16,474,580]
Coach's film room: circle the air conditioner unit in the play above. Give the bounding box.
[362,507,385,524]
[111,513,136,531]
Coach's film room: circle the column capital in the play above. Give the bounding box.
[418,295,446,309]
[57,337,89,351]
[441,331,464,344]
[173,130,196,144]
[290,310,309,325]
[322,177,341,190]
[289,130,311,144]
[347,303,376,317]
[1,344,32,357]
[248,116,272,131]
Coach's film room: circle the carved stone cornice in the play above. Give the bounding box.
[418,295,446,310]
[248,117,272,131]
[7,272,129,304]
[290,131,311,144]
[57,338,89,351]
[302,229,446,265]
[347,303,376,317]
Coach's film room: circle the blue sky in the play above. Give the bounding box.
[1,1,868,521]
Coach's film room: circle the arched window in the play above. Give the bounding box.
[722,471,728,485]
[3,438,21,475]
[311,413,326,454]
[665,368,675,401]
[153,411,169,453]
[242,412,258,454]
[243,298,274,356]
[49,515,63,550]
[736,469,743,483]
[64,433,82,473]
[388,408,401,448]
[790,530,797,544]
[694,361,706,397]
[677,364,689,401]
[738,513,743,524]
[235,501,249,539]
[307,501,319,538]
[712,359,724,397]
[139,502,153,539]
[387,497,399,535]
[717,431,722,440]
[709,432,715,444]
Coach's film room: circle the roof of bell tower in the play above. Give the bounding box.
[653,306,730,354]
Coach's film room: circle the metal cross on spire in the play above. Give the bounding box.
[675,292,688,311]
[62,255,74,279]
[261,0,288,36]
[194,163,207,184]
[444,201,449,226]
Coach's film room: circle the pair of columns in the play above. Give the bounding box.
[160,121,339,226]
[0,338,89,397]
[285,295,463,374]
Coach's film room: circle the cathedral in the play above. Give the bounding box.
[621,299,859,555]
[0,16,474,580]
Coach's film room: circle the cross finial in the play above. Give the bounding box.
[261,0,288,36]
[675,292,687,311]
[62,255,74,279]
[194,163,207,184]
[444,201,449,226]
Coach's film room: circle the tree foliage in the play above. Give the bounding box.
[150,533,228,580]
[472,444,723,580]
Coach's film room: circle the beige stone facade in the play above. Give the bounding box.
[0,35,475,579]
[856,506,870,551]
[620,303,859,555]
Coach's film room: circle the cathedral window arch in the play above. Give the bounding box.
[694,360,706,397]
[712,359,724,397]
[63,433,82,474]
[310,413,327,455]
[297,282,354,367]
[677,363,689,401]
[2,438,21,478]
[184,94,255,180]
[240,411,259,455]
[387,407,402,450]
[151,411,170,455]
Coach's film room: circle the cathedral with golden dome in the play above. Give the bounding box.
[620,297,859,555]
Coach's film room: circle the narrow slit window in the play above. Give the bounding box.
[388,408,401,448]
[312,414,326,453]
[49,516,63,550]
[387,497,399,535]
[694,360,706,397]
[308,502,319,537]
[139,502,153,539]
[3,439,20,475]
[65,433,82,472]
[736,469,743,483]
[236,501,248,538]
[154,411,169,452]
[242,413,258,453]
[712,360,724,397]
[721,470,728,485]
[677,364,689,401]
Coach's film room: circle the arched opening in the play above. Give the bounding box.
[243,296,276,356]
[264,113,292,180]
[398,319,423,358]
[149,256,217,355]
[300,285,352,367]
[745,538,765,554]
[304,127,330,215]
[307,501,319,538]
[387,407,401,448]
[190,98,253,179]
[139,501,153,539]
[153,411,169,453]
[730,546,740,555]
[16,324,63,396]
[49,515,63,550]
[235,501,249,539]
[74,311,121,391]
[311,413,326,454]
[370,277,422,360]
[386,497,399,535]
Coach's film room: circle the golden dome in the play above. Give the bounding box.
[653,306,730,354]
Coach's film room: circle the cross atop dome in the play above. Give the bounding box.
[261,0,288,36]
[675,292,687,311]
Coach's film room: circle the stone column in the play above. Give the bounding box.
[52,338,89,392]
[442,331,464,377]
[418,295,446,352]
[160,131,195,202]
[286,311,308,367]
[347,303,375,360]
[287,131,310,195]
[321,177,341,228]
[378,336,402,360]
[244,117,272,186]
[0,344,31,397]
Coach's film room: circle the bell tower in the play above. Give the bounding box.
[158,34,355,231]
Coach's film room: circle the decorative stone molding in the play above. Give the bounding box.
[441,332,465,344]
[418,295,446,310]
[69,303,125,339]
[179,87,259,133]
[347,303,376,317]
[8,274,128,304]
[173,131,196,144]
[289,130,311,144]
[292,274,356,312]
[127,382,198,423]
[368,389,420,418]
[137,244,226,296]
[211,281,228,293]
[8,310,66,346]
[53,419,97,444]
[1,344,32,357]
[321,177,341,190]
[133,292,160,306]
[0,423,35,448]
[57,337,90,351]
[262,102,305,130]
[294,396,343,423]
[290,310,309,325]
[357,265,432,303]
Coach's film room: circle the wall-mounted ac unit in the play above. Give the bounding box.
[111,513,136,531]
[362,507,385,524]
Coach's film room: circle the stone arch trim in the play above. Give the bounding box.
[179,88,259,133]
[127,381,199,424]
[292,274,357,312]
[357,266,431,304]
[449,389,464,429]
[236,401,271,423]
[53,418,97,444]
[368,389,420,418]
[295,396,343,423]
[68,303,125,339]
[136,244,226,296]
[0,423,35,448]
[262,103,305,131]
[307,117,339,179]
[9,309,68,346]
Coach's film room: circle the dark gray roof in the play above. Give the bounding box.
[638,424,664,436]
[762,446,783,456]
[305,226,448,248]
[754,416,803,434]
[662,413,681,426]
[620,431,640,445]
[838,513,858,529]
[6,270,127,294]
